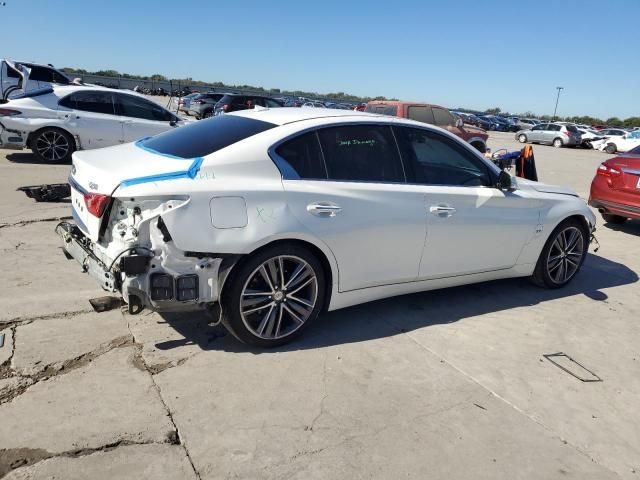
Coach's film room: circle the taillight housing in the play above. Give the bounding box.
[596,163,621,178]
[0,108,22,116]
[84,192,111,217]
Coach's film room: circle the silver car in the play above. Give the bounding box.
[515,123,582,148]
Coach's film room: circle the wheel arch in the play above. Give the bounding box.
[27,125,79,151]
[218,236,338,312]
[467,137,486,153]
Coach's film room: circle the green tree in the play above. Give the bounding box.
[606,117,623,127]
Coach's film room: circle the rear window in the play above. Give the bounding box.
[140,114,276,158]
[365,105,398,116]
[566,125,579,133]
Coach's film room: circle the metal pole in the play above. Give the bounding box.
[552,86,564,121]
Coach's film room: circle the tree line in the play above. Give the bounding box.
[473,107,639,128]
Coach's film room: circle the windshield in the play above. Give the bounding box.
[140,114,277,158]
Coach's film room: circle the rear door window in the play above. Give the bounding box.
[317,124,405,183]
[140,115,276,158]
[549,124,562,131]
[365,105,398,116]
[407,106,435,125]
[59,91,115,115]
[432,108,455,127]
[273,131,327,179]
[115,93,175,121]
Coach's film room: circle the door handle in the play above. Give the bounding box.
[429,205,457,217]
[307,202,342,217]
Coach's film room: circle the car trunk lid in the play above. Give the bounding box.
[607,155,640,197]
[69,141,201,241]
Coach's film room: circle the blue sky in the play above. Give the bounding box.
[1,0,638,118]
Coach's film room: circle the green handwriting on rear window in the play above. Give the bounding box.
[338,139,376,147]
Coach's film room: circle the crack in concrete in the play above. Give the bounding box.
[0,439,179,478]
[306,351,329,433]
[126,319,201,480]
[0,335,133,405]
[0,326,17,380]
[1,308,95,327]
[0,216,72,230]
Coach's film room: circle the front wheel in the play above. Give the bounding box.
[518,134,528,143]
[604,143,617,154]
[221,244,325,347]
[531,219,588,288]
[31,128,75,163]
[553,138,563,148]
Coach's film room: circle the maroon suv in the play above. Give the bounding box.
[366,101,489,153]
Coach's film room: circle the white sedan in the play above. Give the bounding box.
[57,108,596,347]
[596,130,640,154]
[0,85,184,162]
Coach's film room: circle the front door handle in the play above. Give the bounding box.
[307,202,342,217]
[429,205,457,218]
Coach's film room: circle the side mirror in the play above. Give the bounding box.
[497,170,517,192]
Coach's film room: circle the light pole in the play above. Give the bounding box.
[552,86,564,121]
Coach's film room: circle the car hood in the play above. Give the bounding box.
[517,178,579,197]
[463,125,487,134]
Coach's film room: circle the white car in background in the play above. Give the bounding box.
[596,129,640,154]
[591,128,632,153]
[57,108,595,347]
[1,59,73,99]
[0,84,184,162]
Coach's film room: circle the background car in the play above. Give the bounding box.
[366,101,488,152]
[515,123,581,148]
[213,94,283,115]
[59,108,594,347]
[0,85,183,162]
[577,128,606,148]
[599,130,640,154]
[1,59,72,99]
[187,92,225,119]
[589,143,640,224]
[176,92,200,115]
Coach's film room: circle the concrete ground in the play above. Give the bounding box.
[0,131,638,479]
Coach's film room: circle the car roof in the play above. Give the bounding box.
[50,84,155,100]
[230,107,381,126]
[367,100,446,109]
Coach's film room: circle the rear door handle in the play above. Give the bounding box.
[307,202,342,217]
[429,205,457,217]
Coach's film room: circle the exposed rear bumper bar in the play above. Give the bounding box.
[589,199,640,217]
[55,221,118,292]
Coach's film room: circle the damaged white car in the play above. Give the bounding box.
[0,65,184,162]
[58,108,596,347]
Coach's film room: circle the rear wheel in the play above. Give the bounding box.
[531,218,588,288]
[518,134,528,143]
[221,244,325,347]
[605,143,617,154]
[601,213,627,224]
[553,138,563,148]
[31,128,75,163]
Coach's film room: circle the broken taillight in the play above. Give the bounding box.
[84,192,111,217]
[0,108,22,116]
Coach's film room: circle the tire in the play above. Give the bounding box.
[531,218,588,289]
[552,138,563,148]
[604,143,617,154]
[31,128,75,163]
[518,134,527,143]
[601,213,627,224]
[471,142,486,154]
[202,109,214,119]
[221,243,326,347]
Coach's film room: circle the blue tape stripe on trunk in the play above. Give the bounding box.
[119,157,203,188]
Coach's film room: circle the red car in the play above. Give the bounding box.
[365,101,489,153]
[589,144,640,224]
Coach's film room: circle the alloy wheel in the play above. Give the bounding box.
[239,255,318,340]
[35,131,69,162]
[546,226,585,284]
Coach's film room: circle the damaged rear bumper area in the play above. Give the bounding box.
[55,221,225,314]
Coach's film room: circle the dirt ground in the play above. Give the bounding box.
[0,131,638,479]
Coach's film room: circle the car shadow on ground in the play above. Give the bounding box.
[602,219,640,236]
[155,253,637,354]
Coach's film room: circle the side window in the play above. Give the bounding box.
[60,91,115,115]
[27,66,54,82]
[116,94,174,121]
[273,131,327,179]
[394,127,492,187]
[549,124,561,131]
[264,98,282,108]
[6,65,20,78]
[365,105,398,116]
[407,106,435,125]
[432,108,455,127]
[317,125,405,183]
